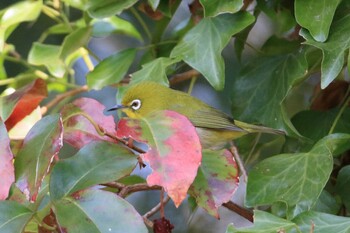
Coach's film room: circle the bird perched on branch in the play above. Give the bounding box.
[108,82,284,150]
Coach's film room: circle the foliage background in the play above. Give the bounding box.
[0,0,350,232]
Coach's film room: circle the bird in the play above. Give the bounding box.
[108,81,284,150]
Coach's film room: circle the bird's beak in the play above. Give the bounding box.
[107,104,127,112]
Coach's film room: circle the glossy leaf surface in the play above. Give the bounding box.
[53,189,147,233]
[50,141,136,200]
[14,114,63,201]
[199,0,243,17]
[0,201,33,233]
[116,110,202,207]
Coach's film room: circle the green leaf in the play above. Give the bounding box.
[131,57,179,86]
[232,52,308,136]
[14,114,63,201]
[50,141,136,200]
[0,119,14,200]
[226,210,298,233]
[171,12,254,90]
[335,165,350,210]
[0,1,42,50]
[189,149,239,218]
[116,110,202,207]
[53,189,147,233]
[301,15,350,89]
[59,27,92,59]
[87,49,136,90]
[199,0,243,17]
[91,16,142,39]
[295,0,341,42]
[246,134,350,219]
[292,108,350,141]
[28,43,66,77]
[87,0,138,19]
[293,211,350,233]
[0,201,33,233]
[312,190,340,215]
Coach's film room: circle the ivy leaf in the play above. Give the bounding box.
[246,133,350,219]
[189,149,238,218]
[14,114,63,202]
[61,97,116,148]
[50,141,137,200]
[0,119,14,200]
[28,43,65,77]
[232,51,308,136]
[0,201,33,232]
[116,110,202,207]
[293,211,350,233]
[171,12,254,90]
[53,189,147,233]
[295,0,341,42]
[131,57,179,86]
[226,210,297,233]
[91,16,142,39]
[335,165,350,211]
[301,15,350,89]
[199,0,243,17]
[59,27,92,59]
[0,78,47,131]
[87,0,138,19]
[292,108,350,141]
[87,49,136,90]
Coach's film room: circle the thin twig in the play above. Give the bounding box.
[41,85,89,115]
[169,69,201,86]
[222,201,253,222]
[143,195,171,228]
[160,189,165,218]
[118,183,162,198]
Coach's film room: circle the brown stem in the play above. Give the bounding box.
[118,183,162,198]
[229,143,248,182]
[169,69,201,86]
[41,85,89,115]
[222,201,254,222]
[143,195,171,228]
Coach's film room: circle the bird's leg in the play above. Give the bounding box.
[229,142,248,182]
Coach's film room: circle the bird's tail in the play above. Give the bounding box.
[234,120,285,135]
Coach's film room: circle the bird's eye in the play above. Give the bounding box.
[130,99,141,110]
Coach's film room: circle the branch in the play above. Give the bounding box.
[117,183,162,198]
[143,195,171,228]
[222,201,254,222]
[41,85,89,115]
[169,69,201,86]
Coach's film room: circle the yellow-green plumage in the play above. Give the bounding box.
[112,82,283,149]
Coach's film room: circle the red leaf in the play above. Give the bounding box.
[116,110,202,207]
[62,97,116,148]
[15,114,63,201]
[0,119,15,200]
[4,78,47,130]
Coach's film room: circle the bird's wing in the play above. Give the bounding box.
[190,108,246,132]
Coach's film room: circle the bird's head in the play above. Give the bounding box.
[107,82,169,119]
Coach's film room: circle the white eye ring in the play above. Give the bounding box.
[130,99,141,110]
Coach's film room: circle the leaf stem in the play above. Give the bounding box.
[80,48,94,71]
[187,76,197,94]
[130,7,152,41]
[328,85,350,134]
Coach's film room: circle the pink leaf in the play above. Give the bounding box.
[62,97,116,148]
[116,110,202,207]
[0,118,15,200]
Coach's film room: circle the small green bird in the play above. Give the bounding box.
[108,82,284,149]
